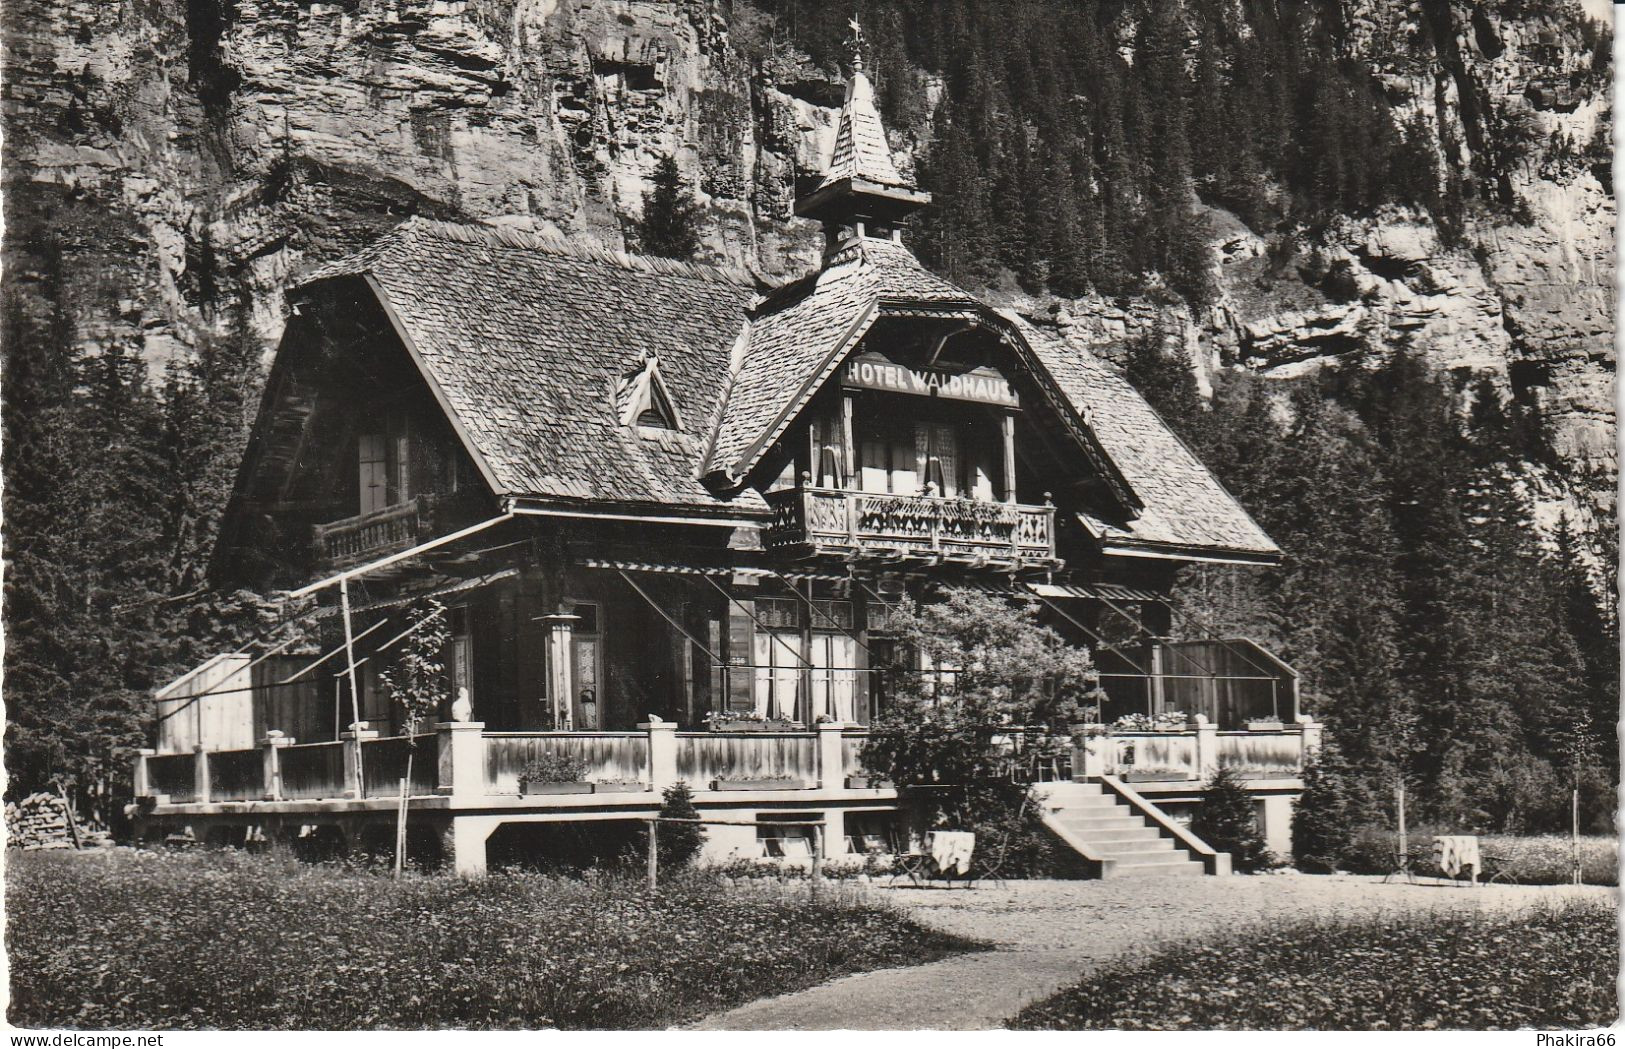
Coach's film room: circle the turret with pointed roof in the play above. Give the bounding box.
[793,21,931,237]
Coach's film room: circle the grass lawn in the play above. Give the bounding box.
[7,849,978,1030]
[1012,898,1616,1031]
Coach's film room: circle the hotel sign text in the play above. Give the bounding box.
[840,354,1019,408]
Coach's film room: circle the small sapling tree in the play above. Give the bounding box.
[861,588,1102,869]
[378,598,450,874]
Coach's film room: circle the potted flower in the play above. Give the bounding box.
[705,710,803,733]
[1112,711,1189,733]
[517,753,594,795]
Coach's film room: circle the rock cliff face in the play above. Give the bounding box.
[3,0,1614,519]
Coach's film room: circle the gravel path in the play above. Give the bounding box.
[690,874,1613,1030]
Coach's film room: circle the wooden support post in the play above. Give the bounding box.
[810,823,823,889]
[339,578,365,789]
[539,613,580,731]
[840,393,856,489]
[260,731,290,801]
[646,819,659,892]
[194,746,211,805]
[134,749,154,798]
[1001,412,1017,503]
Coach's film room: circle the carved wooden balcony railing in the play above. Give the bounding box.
[311,494,439,569]
[764,487,1056,566]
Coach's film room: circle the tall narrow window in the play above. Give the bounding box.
[917,422,958,497]
[358,433,388,515]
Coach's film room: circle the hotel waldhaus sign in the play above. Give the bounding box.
[841,352,1020,408]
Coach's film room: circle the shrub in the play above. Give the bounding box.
[1343,829,1617,885]
[655,782,704,871]
[1190,766,1270,872]
[1013,899,1617,1030]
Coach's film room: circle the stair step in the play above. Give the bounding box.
[1055,816,1146,831]
[1052,797,1122,812]
[1090,844,1182,861]
[1073,829,1166,846]
[1110,860,1206,878]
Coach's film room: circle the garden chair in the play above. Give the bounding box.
[1475,844,1520,886]
[969,829,1014,888]
[892,831,978,889]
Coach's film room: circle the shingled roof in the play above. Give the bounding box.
[282,213,1274,562]
[1011,315,1280,561]
[302,218,764,516]
[819,68,909,190]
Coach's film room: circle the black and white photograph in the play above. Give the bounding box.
[0,0,1617,1035]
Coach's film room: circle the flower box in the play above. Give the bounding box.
[1122,771,1189,783]
[708,719,803,733]
[711,777,810,791]
[518,780,595,795]
[1246,720,1286,731]
[844,774,894,789]
[591,781,648,794]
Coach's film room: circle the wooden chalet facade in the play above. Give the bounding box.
[136,59,1318,876]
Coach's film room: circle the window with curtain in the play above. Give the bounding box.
[810,633,857,722]
[752,631,802,720]
[812,411,845,488]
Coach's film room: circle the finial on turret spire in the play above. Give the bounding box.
[848,16,865,74]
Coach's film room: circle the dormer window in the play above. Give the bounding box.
[618,354,682,433]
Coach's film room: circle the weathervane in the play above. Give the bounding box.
[848,15,865,74]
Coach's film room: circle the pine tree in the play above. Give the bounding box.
[637,154,702,259]
[1191,765,1271,871]
[655,782,706,871]
[1292,739,1371,872]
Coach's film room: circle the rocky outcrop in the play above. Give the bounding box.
[3,0,1613,511]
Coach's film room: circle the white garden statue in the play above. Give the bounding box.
[450,686,472,723]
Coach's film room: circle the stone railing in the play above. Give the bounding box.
[764,487,1055,564]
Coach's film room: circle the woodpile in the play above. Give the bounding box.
[5,793,112,850]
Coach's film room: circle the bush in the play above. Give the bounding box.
[655,782,704,871]
[1013,899,1617,1030]
[1342,828,1617,885]
[7,849,978,1029]
[1190,766,1270,872]
[955,781,1090,880]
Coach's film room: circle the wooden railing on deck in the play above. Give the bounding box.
[1215,731,1301,777]
[311,495,438,568]
[765,487,1055,564]
[361,735,439,797]
[146,753,196,803]
[675,732,818,788]
[483,733,651,794]
[278,741,347,801]
[208,749,263,802]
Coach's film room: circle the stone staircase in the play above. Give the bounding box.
[1037,778,1226,878]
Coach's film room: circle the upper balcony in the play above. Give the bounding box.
[764,486,1057,568]
[311,493,441,570]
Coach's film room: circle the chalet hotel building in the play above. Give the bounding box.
[137,50,1318,877]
